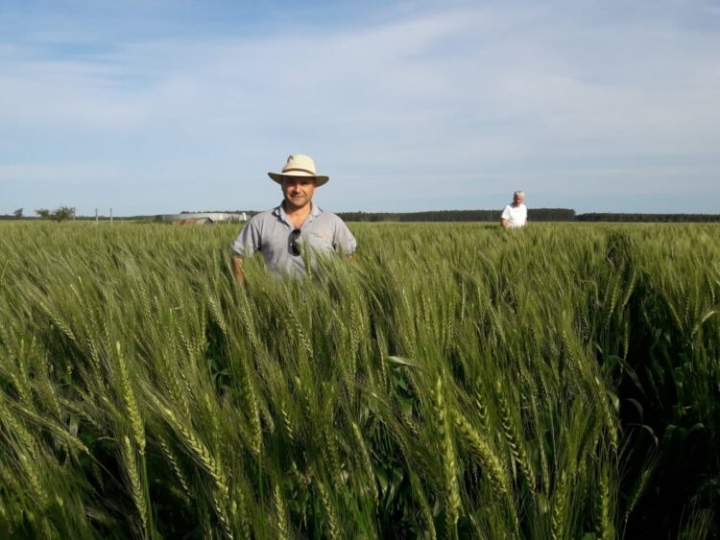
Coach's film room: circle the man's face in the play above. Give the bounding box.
[281,176,317,210]
[513,194,524,206]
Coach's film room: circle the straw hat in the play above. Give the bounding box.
[268,154,329,186]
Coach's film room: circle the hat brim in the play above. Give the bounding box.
[268,172,329,186]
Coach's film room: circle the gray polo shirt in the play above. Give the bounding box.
[231,203,357,277]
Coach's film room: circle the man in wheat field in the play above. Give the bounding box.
[231,154,357,284]
[501,190,528,228]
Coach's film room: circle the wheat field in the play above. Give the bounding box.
[0,221,718,539]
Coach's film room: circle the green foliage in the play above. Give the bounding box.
[34,206,75,221]
[337,208,577,222]
[51,206,75,222]
[0,221,718,539]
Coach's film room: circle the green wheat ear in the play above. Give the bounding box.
[495,380,536,502]
[121,435,148,534]
[116,341,146,456]
[434,376,461,535]
[453,410,510,499]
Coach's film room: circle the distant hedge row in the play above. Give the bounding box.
[336,209,720,223]
[2,209,719,222]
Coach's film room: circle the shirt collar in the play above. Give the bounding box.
[272,203,322,219]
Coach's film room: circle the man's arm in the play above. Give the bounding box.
[333,218,358,259]
[500,205,511,228]
[232,256,244,285]
[231,217,261,285]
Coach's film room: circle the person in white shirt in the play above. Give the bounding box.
[500,190,528,228]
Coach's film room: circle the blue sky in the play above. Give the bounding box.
[1,0,719,216]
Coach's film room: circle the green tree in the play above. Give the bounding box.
[35,206,76,221]
[52,206,75,222]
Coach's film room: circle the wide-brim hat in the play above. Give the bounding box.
[268,154,329,186]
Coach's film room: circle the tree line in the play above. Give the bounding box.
[337,209,720,223]
[2,207,719,223]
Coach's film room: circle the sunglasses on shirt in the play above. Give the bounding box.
[290,229,302,256]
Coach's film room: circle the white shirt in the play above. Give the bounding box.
[501,203,527,228]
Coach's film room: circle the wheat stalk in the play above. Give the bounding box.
[496,381,536,501]
[597,466,615,540]
[116,341,146,456]
[435,376,461,535]
[273,482,289,540]
[453,410,510,499]
[550,472,568,540]
[158,437,192,501]
[351,420,378,506]
[316,480,340,540]
[121,435,148,535]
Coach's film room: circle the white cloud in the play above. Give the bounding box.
[1,0,719,214]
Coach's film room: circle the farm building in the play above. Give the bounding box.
[155,212,247,225]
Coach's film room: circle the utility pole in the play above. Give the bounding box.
[95,208,98,224]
